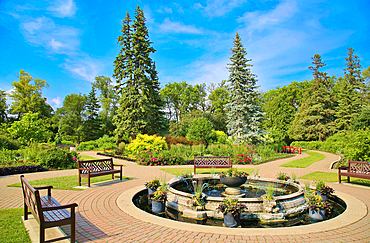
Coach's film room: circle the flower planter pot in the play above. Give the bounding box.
[309,208,326,221]
[152,200,165,214]
[148,188,156,195]
[220,177,247,187]
[223,212,240,227]
[316,191,328,201]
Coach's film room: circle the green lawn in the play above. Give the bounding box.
[0,208,31,243]
[78,155,101,160]
[161,168,255,176]
[299,171,370,186]
[8,174,131,190]
[280,150,326,168]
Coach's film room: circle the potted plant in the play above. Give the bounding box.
[219,168,248,187]
[148,187,167,214]
[262,185,278,213]
[216,197,247,227]
[277,172,291,181]
[145,178,161,194]
[306,191,332,221]
[192,181,208,209]
[315,181,334,201]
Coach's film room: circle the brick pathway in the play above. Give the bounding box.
[1,151,369,242]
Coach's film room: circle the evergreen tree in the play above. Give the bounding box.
[84,87,102,141]
[290,54,335,141]
[0,90,7,123]
[113,6,167,141]
[225,32,265,144]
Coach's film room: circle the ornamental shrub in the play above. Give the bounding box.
[78,141,98,151]
[214,130,229,144]
[96,135,117,150]
[36,147,78,169]
[0,135,20,150]
[127,134,167,154]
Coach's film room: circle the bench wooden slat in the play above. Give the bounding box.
[194,156,232,174]
[338,160,370,183]
[77,158,123,187]
[20,175,77,243]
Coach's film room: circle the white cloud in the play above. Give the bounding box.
[158,18,203,34]
[51,96,62,108]
[195,0,248,17]
[239,0,298,31]
[48,0,77,18]
[157,6,173,14]
[62,58,101,82]
[21,16,80,54]
[185,58,229,86]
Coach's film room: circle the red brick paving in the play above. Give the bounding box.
[1,150,369,242]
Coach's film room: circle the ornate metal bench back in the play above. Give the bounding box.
[79,159,114,174]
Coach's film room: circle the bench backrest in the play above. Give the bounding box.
[20,175,43,224]
[348,160,370,174]
[77,158,114,174]
[194,156,231,168]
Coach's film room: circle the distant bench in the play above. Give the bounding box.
[20,175,78,243]
[194,156,232,174]
[283,146,302,154]
[338,160,370,183]
[77,158,123,187]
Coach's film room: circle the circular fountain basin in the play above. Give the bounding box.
[165,176,310,227]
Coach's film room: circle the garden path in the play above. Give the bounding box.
[0,150,369,242]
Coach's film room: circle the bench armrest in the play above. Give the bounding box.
[34,185,53,196]
[42,203,78,211]
[338,166,349,170]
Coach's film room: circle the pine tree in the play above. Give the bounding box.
[290,54,335,141]
[84,87,101,141]
[225,33,265,144]
[113,6,167,141]
[333,48,364,131]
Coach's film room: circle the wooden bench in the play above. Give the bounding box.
[338,160,370,183]
[194,156,232,174]
[77,158,123,187]
[20,175,78,243]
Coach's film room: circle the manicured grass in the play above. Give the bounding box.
[280,150,326,168]
[78,155,101,160]
[299,171,370,187]
[0,208,31,243]
[161,168,255,176]
[8,175,131,190]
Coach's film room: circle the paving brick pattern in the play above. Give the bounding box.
[1,151,369,242]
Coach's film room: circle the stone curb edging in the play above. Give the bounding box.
[117,185,367,236]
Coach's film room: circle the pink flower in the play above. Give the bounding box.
[162,164,164,166]
[178,154,180,156]
[164,161,167,164]
[73,156,77,160]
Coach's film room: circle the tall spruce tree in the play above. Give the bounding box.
[84,86,101,141]
[113,6,167,141]
[225,33,265,144]
[333,48,365,131]
[290,54,335,141]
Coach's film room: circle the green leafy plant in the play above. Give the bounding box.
[277,172,291,181]
[216,197,247,216]
[148,187,167,202]
[36,147,78,169]
[127,134,168,154]
[264,185,275,200]
[145,179,161,190]
[315,181,334,196]
[219,168,248,177]
[306,191,332,213]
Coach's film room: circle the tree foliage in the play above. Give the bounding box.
[84,87,101,141]
[8,112,50,145]
[8,70,53,120]
[0,90,7,123]
[290,54,335,141]
[56,94,86,143]
[113,6,167,141]
[186,117,216,148]
[225,32,265,144]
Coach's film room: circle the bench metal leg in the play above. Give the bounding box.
[78,176,81,186]
[120,171,122,181]
[71,208,76,243]
[24,202,28,220]
[88,177,90,187]
[348,176,350,183]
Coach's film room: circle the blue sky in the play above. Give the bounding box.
[1,0,369,109]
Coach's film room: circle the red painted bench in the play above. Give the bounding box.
[283,146,302,154]
[21,175,78,243]
[338,160,370,183]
